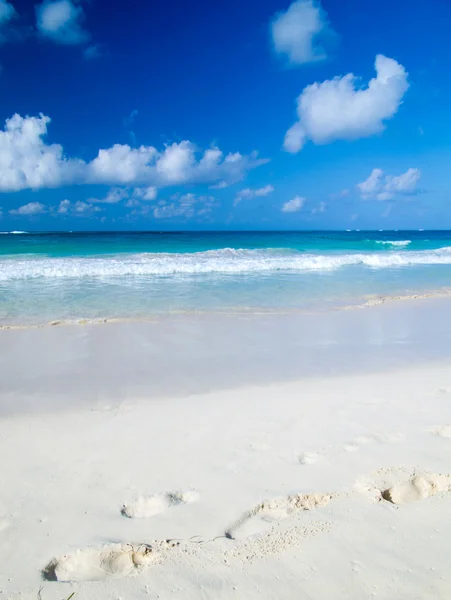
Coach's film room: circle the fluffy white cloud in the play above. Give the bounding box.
[281,195,305,213]
[73,200,100,214]
[57,199,101,215]
[385,168,421,195]
[10,201,46,215]
[0,113,267,192]
[284,55,409,153]
[358,167,421,201]
[271,0,333,65]
[88,143,266,188]
[87,144,158,184]
[0,113,84,191]
[57,198,70,213]
[36,0,89,45]
[234,184,274,206]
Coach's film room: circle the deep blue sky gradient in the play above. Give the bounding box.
[1,0,451,230]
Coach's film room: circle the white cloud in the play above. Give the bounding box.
[281,195,305,213]
[88,144,158,184]
[74,200,99,214]
[358,167,421,200]
[10,201,46,215]
[57,198,70,213]
[255,184,275,197]
[133,186,157,201]
[0,113,84,191]
[36,0,89,45]
[89,186,157,204]
[234,188,253,205]
[90,187,129,204]
[58,199,101,214]
[210,180,229,190]
[0,113,267,192]
[234,184,274,206]
[358,168,383,197]
[0,1,32,46]
[88,143,267,188]
[152,193,217,220]
[385,168,421,195]
[271,0,333,66]
[57,199,101,215]
[284,54,409,153]
[0,0,15,25]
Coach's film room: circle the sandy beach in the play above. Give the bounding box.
[2,0,451,592]
[1,299,451,599]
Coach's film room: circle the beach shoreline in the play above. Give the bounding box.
[1,299,451,598]
[1,286,451,330]
[2,296,451,417]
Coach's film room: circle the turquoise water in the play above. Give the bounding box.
[1,230,451,325]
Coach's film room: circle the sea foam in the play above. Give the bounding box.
[1,246,451,281]
[375,240,411,247]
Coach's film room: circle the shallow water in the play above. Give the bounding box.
[1,230,451,324]
[2,298,451,416]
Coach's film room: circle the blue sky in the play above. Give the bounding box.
[0,0,451,231]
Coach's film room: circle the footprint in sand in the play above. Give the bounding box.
[382,473,451,505]
[225,492,332,539]
[42,542,179,582]
[433,425,451,439]
[355,467,451,505]
[299,452,322,465]
[344,432,405,453]
[122,490,199,518]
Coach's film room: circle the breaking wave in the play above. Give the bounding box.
[375,240,411,247]
[1,246,451,282]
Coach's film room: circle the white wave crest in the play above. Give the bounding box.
[375,240,411,247]
[1,247,451,282]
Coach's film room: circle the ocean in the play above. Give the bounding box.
[1,230,451,326]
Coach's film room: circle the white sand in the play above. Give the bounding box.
[1,303,451,598]
[1,360,451,598]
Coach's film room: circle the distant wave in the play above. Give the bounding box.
[0,231,29,235]
[1,247,451,281]
[375,240,411,247]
